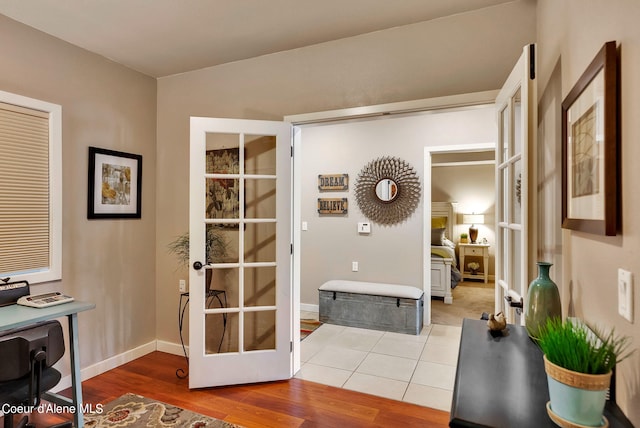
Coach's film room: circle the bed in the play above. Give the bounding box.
[430,202,462,304]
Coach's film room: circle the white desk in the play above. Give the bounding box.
[0,300,95,428]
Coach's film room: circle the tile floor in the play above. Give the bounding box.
[296,311,461,411]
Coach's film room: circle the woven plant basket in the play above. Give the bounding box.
[543,355,612,390]
[543,355,611,427]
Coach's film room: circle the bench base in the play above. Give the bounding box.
[319,289,424,335]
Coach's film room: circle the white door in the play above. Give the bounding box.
[495,45,536,324]
[189,117,292,388]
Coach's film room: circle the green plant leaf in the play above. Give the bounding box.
[534,318,634,374]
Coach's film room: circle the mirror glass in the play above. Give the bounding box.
[375,178,398,202]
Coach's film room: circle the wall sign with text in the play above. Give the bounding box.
[318,174,349,191]
[317,198,348,214]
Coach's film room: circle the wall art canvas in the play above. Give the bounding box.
[206,148,240,221]
[562,41,618,236]
[88,147,142,219]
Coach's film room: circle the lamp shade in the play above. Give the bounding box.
[463,214,484,225]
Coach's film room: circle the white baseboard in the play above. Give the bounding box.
[53,340,158,392]
[300,303,319,313]
[157,340,188,357]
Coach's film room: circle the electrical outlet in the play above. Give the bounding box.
[618,269,633,322]
[352,261,358,272]
[179,279,187,293]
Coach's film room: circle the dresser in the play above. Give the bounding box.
[458,243,490,283]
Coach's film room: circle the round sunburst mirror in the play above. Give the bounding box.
[354,156,421,225]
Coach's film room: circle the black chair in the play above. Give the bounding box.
[0,321,71,428]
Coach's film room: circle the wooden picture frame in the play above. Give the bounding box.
[562,41,618,236]
[88,147,142,219]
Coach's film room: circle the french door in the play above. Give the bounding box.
[188,117,292,388]
[495,45,536,324]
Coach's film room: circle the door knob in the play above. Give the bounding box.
[193,261,203,270]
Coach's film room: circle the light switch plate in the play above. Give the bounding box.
[618,269,633,322]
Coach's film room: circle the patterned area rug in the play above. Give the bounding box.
[300,319,322,340]
[85,393,242,427]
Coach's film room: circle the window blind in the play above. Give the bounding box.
[0,102,50,276]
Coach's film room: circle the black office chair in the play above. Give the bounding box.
[0,320,71,428]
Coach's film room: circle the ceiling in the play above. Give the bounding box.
[0,0,514,78]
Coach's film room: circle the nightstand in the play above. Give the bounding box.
[458,243,490,283]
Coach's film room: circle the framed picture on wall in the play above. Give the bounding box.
[206,148,240,222]
[561,41,618,236]
[87,147,142,219]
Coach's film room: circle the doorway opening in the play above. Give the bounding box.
[287,94,498,408]
[424,145,496,326]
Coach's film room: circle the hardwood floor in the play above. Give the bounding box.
[9,351,450,428]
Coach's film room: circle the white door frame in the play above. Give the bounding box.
[285,90,499,332]
[423,143,495,325]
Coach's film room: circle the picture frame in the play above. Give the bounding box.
[206,148,240,223]
[562,41,618,236]
[88,147,142,219]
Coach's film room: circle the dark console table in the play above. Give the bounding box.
[450,318,633,428]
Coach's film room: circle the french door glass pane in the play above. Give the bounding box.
[245,134,276,175]
[244,311,276,351]
[209,267,239,308]
[501,168,509,221]
[244,266,276,307]
[207,224,239,263]
[512,88,522,157]
[501,228,509,281]
[244,222,277,263]
[500,107,509,164]
[205,312,238,354]
[206,178,240,219]
[511,159,523,225]
[245,179,276,219]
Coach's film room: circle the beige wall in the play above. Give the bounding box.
[5,0,637,422]
[156,0,536,346]
[0,15,157,375]
[537,1,640,423]
[297,107,497,306]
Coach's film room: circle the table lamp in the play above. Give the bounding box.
[463,214,484,244]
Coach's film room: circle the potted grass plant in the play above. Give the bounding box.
[168,228,229,289]
[535,318,634,427]
[167,228,229,267]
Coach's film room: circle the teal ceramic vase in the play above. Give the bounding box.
[525,262,561,338]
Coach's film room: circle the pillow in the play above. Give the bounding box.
[443,238,456,249]
[431,216,447,229]
[431,227,446,246]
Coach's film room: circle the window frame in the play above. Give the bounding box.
[0,90,62,284]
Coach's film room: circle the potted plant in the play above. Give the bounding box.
[460,233,469,243]
[535,318,634,427]
[168,227,229,289]
[467,262,480,275]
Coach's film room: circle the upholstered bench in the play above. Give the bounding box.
[318,280,424,335]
